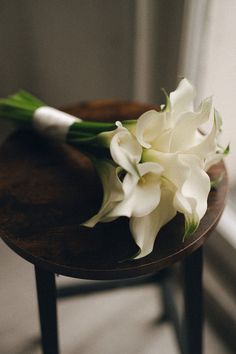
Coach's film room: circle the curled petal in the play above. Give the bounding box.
[136,110,167,149]
[169,78,196,117]
[143,149,211,238]
[130,187,176,258]
[110,127,142,175]
[186,109,224,170]
[82,160,124,227]
[98,122,142,175]
[173,155,211,237]
[170,97,213,152]
[109,162,163,218]
[143,150,191,189]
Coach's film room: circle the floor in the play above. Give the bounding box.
[0,238,233,354]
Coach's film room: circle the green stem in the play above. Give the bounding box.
[70,121,116,134]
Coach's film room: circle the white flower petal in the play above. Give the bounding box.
[173,155,211,236]
[97,162,124,203]
[136,110,167,148]
[170,97,213,152]
[143,150,190,189]
[110,128,142,175]
[186,108,223,170]
[174,191,193,215]
[138,161,163,176]
[181,155,211,219]
[143,149,210,235]
[169,78,196,117]
[151,128,173,152]
[109,162,163,218]
[82,160,124,227]
[130,187,176,258]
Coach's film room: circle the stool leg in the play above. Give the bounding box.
[183,247,203,354]
[35,266,59,354]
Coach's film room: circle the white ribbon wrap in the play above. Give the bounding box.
[33,106,82,141]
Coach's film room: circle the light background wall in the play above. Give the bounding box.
[0,0,136,105]
[180,0,236,187]
[0,0,184,105]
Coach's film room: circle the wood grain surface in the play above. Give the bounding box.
[0,101,228,280]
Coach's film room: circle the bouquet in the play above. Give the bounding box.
[0,79,228,258]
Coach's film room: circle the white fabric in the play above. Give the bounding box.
[33,106,82,141]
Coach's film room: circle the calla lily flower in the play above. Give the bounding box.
[108,162,163,218]
[98,121,142,176]
[82,160,124,227]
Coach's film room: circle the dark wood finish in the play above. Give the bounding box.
[35,267,59,354]
[0,101,228,280]
[183,247,203,354]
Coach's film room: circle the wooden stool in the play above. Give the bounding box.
[0,101,227,354]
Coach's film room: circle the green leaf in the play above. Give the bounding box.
[183,219,198,241]
[161,88,171,111]
[223,144,230,156]
[15,90,44,106]
[0,90,45,124]
[210,172,224,190]
[217,143,230,156]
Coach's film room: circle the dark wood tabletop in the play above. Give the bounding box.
[0,101,228,280]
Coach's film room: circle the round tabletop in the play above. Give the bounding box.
[0,101,228,280]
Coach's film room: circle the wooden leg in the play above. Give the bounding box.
[35,266,59,354]
[183,247,203,354]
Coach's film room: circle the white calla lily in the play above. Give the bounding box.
[110,124,142,176]
[83,160,124,227]
[83,161,163,227]
[173,155,211,238]
[99,121,142,176]
[108,162,163,218]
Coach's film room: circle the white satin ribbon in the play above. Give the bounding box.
[33,106,82,141]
